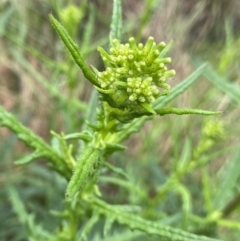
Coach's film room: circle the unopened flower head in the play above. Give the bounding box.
[96,37,175,106]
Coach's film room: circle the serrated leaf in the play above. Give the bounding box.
[90,197,222,241]
[0,105,72,179]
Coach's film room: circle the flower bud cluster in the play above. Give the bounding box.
[97,37,175,105]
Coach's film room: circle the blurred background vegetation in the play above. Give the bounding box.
[0,0,240,240]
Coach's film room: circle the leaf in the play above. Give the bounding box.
[100,177,147,200]
[103,162,129,179]
[64,131,93,142]
[153,63,208,109]
[140,102,156,114]
[136,0,163,41]
[159,40,174,58]
[203,64,240,104]
[177,138,192,172]
[14,151,45,165]
[84,89,99,130]
[104,217,115,237]
[110,0,122,42]
[49,14,99,86]
[105,142,127,154]
[81,214,99,241]
[81,3,95,53]
[117,116,150,143]
[155,108,221,116]
[0,6,14,36]
[213,150,240,210]
[8,187,52,240]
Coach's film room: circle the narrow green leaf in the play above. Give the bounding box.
[155,108,221,116]
[105,142,126,153]
[49,14,99,86]
[117,116,149,143]
[173,184,192,229]
[177,138,191,171]
[8,187,29,224]
[79,89,99,150]
[81,214,99,241]
[140,102,156,114]
[103,162,129,179]
[0,6,14,36]
[84,88,99,129]
[14,151,45,165]
[159,40,174,58]
[213,150,240,210]
[8,187,52,239]
[110,0,122,42]
[5,32,63,71]
[104,217,115,237]
[153,63,208,109]
[203,64,240,104]
[100,177,147,200]
[136,0,162,41]
[81,3,95,53]
[64,131,93,142]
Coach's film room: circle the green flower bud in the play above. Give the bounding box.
[59,5,83,36]
[144,36,155,54]
[203,120,225,140]
[96,36,175,109]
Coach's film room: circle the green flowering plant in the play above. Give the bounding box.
[0,1,226,240]
[47,11,222,204]
[48,9,221,198]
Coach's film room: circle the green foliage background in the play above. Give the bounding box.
[0,0,240,240]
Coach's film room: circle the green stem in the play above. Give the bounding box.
[66,146,102,198]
